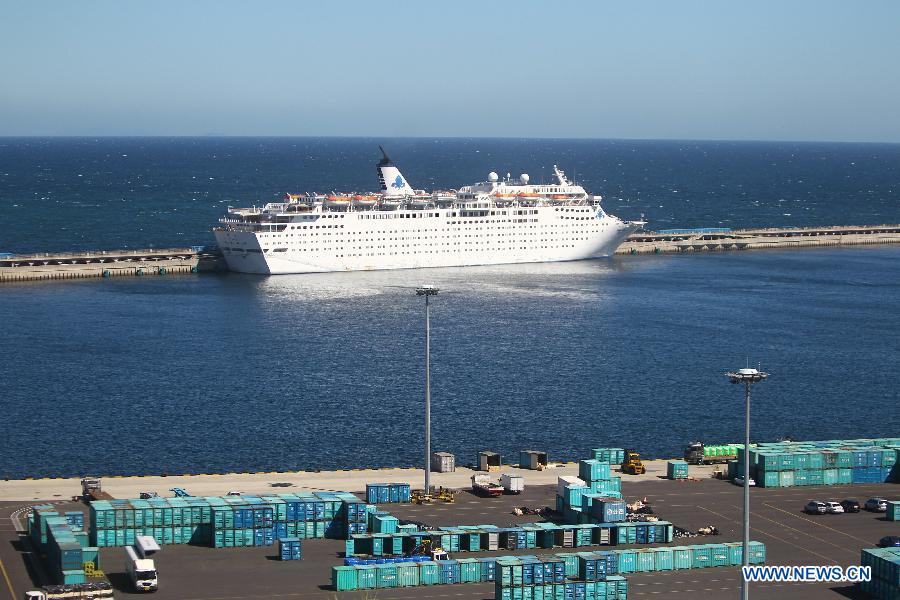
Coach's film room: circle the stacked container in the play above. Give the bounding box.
[733,438,899,488]
[334,542,766,592]
[89,491,365,548]
[591,448,626,465]
[859,547,899,600]
[560,462,624,525]
[365,483,412,504]
[27,507,101,585]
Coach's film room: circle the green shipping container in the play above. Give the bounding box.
[778,470,795,487]
[332,566,358,592]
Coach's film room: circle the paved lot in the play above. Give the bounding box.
[1,479,897,600]
[0,460,721,502]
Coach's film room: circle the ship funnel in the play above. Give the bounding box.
[376,147,415,196]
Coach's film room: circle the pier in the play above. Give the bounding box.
[1,224,898,282]
[0,246,225,282]
[614,223,900,255]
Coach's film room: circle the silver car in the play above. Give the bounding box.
[864,498,888,512]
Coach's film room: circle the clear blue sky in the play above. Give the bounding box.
[2,1,899,141]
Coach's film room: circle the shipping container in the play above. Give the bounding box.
[667,460,689,480]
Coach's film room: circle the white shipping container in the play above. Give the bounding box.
[500,473,525,493]
[557,476,586,497]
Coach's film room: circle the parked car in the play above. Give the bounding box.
[824,501,844,514]
[877,536,900,548]
[840,499,861,513]
[804,501,827,515]
[864,498,888,512]
[733,476,756,486]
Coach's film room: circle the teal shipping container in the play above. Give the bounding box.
[419,561,440,585]
[333,565,359,591]
[759,471,779,488]
[635,550,655,572]
[726,543,743,566]
[579,460,611,481]
[394,562,419,587]
[667,460,689,479]
[838,468,853,484]
[691,545,712,568]
[457,558,481,583]
[673,547,692,570]
[710,544,729,567]
[616,550,636,573]
[652,547,674,571]
[749,541,766,563]
[355,564,376,589]
[887,501,900,521]
[375,564,397,588]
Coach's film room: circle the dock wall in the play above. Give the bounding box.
[614,224,900,255]
[0,248,226,282]
[2,224,898,282]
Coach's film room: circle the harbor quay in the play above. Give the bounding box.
[0,460,715,502]
[1,474,896,600]
[2,224,898,282]
[616,223,900,255]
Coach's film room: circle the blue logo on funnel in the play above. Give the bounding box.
[391,175,404,189]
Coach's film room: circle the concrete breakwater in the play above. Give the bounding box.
[2,224,898,282]
[0,246,226,282]
[614,223,900,255]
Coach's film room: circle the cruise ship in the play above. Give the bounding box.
[214,148,643,274]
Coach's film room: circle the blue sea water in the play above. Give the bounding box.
[1,137,899,253]
[0,138,898,478]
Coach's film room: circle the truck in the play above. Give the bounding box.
[471,474,504,497]
[683,442,740,465]
[24,583,114,599]
[500,473,525,494]
[80,477,112,501]
[126,545,158,592]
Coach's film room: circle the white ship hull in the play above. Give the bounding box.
[215,205,637,275]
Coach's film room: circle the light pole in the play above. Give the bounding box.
[726,366,768,600]
[416,285,439,494]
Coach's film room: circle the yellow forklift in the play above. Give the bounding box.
[622,449,646,475]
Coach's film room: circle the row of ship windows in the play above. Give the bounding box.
[260,221,595,238]
[263,238,594,253]
[269,244,591,256]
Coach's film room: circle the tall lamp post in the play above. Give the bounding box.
[416,285,439,494]
[726,366,768,600]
